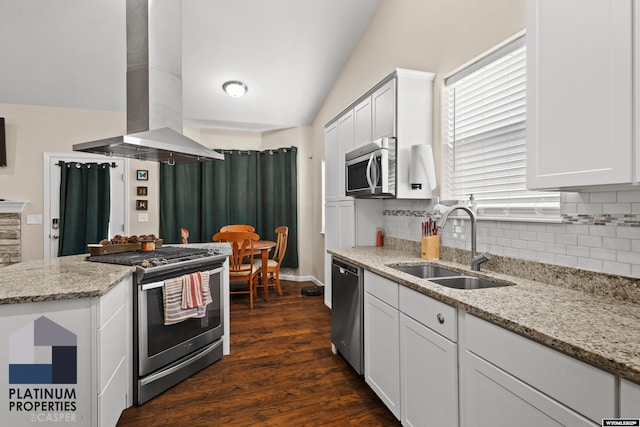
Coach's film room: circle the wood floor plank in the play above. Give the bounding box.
[117,280,399,426]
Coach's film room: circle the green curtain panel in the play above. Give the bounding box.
[159,147,298,268]
[58,161,111,256]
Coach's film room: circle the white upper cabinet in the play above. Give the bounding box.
[324,122,339,200]
[336,110,355,199]
[324,68,435,200]
[526,0,634,190]
[372,78,396,141]
[353,96,372,148]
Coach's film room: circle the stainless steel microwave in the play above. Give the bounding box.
[345,137,396,198]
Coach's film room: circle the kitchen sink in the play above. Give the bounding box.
[429,276,508,290]
[391,265,460,279]
[390,264,509,290]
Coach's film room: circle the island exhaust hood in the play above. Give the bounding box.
[72,127,224,164]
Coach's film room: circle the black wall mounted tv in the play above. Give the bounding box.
[0,118,6,167]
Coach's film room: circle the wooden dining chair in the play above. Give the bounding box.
[180,228,189,244]
[219,224,255,233]
[255,226,288,296]
[212,231,260,308]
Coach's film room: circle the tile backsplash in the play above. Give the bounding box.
[383,190,640,278]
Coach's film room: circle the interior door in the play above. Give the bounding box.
[44,153,128,258]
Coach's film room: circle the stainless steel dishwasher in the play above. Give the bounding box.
[330,257,364,375]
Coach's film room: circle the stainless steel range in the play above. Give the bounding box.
[88,246,228,404]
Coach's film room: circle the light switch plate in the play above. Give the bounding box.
[138,213,149,223]
[26,214,43,224]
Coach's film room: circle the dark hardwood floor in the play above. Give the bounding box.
[117,280,400,426]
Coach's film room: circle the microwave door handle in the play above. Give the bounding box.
[366,153,376,193]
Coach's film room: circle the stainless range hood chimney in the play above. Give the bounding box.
[73,0,223,164]
[73,127,224,163]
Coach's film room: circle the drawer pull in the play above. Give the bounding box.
[437,313,445,324]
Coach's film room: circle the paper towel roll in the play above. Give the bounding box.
[409,144,437,191]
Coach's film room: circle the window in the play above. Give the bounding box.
[443,36,559,220]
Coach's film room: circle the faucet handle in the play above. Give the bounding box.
[471,252,492,271]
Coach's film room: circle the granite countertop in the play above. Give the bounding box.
[0,243,232,306]
[328,246,640,385]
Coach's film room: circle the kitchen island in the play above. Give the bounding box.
[0,243,231,427]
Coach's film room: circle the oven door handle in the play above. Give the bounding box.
[142,281,164,291]
[140,265,225,291]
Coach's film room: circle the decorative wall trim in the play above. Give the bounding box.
[0,201,29,213]
[385,209,640,227]
[561,213,640,227]
[383,209,428,217]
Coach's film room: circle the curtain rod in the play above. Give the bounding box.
[56,161,118,168]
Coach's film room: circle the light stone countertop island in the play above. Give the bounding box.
[329,244,640,386]
[0,243,232,427]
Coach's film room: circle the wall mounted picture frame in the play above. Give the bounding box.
[136,186,148,196]
[136,200,148,211]
[137,170,148,180]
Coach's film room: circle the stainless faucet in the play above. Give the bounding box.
[436,204,491,271]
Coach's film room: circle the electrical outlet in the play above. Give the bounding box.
[26,214,43,224]
[138,213,148,223]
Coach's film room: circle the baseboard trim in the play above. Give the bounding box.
[280,274,324,287]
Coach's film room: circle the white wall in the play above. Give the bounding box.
[0,104,126,261]
[310,0,527,283]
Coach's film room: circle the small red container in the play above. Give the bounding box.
[376,228,384,247]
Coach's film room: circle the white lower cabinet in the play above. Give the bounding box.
[95,275,132,427]
[361,270,626,427]
[364,271,400,419]
[400,313,458,426]
[463,351,597,427]
[461,314,615,426]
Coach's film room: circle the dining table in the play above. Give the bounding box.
[253,240,276,300]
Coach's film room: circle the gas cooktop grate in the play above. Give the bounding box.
[87,247,213,266]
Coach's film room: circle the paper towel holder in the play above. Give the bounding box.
[409,144,436,192]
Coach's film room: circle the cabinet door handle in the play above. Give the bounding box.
[437,313,445,324]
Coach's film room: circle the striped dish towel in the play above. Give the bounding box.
[163,272,212,325]
[182,272,204,309]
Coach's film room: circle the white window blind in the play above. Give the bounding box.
[444,37,560,220]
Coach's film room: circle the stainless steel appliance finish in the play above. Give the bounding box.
[135,260,224,404]
[345,137,396,198]
[97,249,228,405]
[331,257,364,375]
[72,127,224,164]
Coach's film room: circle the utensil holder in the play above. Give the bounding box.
[421,235,440,260]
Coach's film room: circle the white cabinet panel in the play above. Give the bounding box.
[620,379,640,417]
[399,285,456,342]
[372,78,396,140]
[338,201,355,248]
[354,96,372,148]
[463,351,598,427]
[98,357,128,427]
[97,303,127,394]
[364,270,398,308]
[526,0,634,189]
[324,253,333,308]
[337,110,354,199]
[465,315,615,422]
[400,313,458,427]
[324,122,339,200]
[364,292,400,419]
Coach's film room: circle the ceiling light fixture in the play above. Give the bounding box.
[222,80,248,98]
